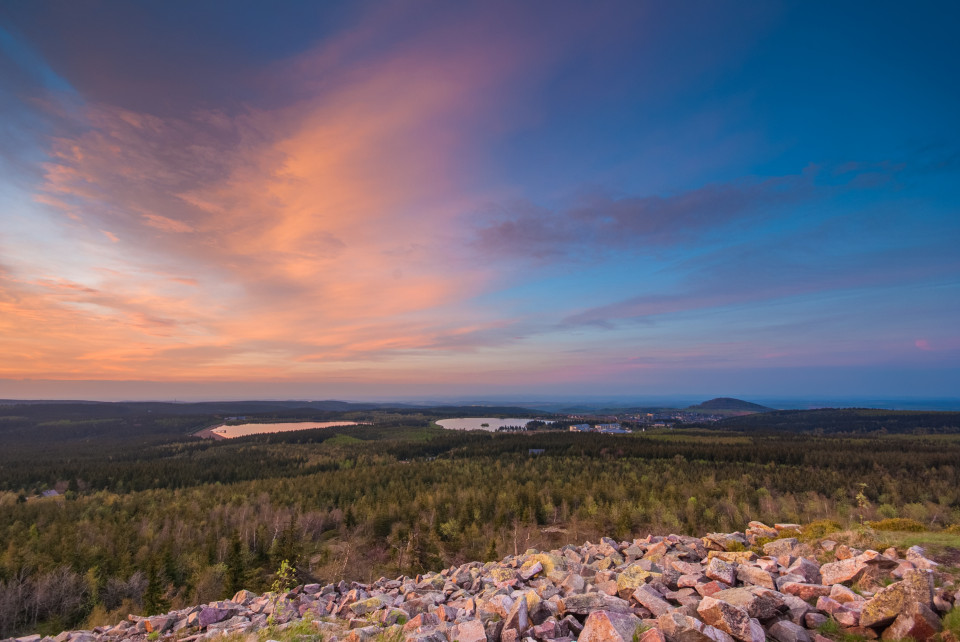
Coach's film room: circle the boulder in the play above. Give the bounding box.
[454,618,487,642]
[639,628,668,642]
[560,592,631,615]
[820,558,868,586]
[697,596,763,642]
[747,522,779,540]
[617,564,663,594]
[143,616,175,634]
[503,592,537,634]
[828,584,862,605]
[880,602,940,641]
[657,611,736,642]
[702,533,749,552]
[905,546,939,571]
[561,573,586,595]
[780,583,831,601]
[786,558,821,585]
[519,561,543,581]
[198,607,234,628]
[860,569,934,629]
[780,594,813,625]
[768,620,811,642]
[712,587,785,620]
[232,589,257,604]
[348,596,388,616]
[706,558,737,586]
[708,551,758,565]
[763,539,801,558]
[736,566,776,590]
[804,613,828,629]
[632,585,674,617]
[697,581,731,598]
[579,610,644,642]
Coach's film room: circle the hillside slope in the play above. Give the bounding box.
[25,522,958,642]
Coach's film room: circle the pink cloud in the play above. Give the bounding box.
[2,6,577,382]
[142,213,194,233]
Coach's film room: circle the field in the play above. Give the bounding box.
[0,402,959,637]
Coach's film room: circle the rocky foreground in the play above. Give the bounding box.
[9,522,959,642]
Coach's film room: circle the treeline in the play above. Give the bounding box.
[2,425,960,636]
[718,408,960,433]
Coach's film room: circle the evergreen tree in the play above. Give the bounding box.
[143,558,169,616]
[226,531,246,595]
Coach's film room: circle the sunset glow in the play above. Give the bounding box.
[1,2,958,400]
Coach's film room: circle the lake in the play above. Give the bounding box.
[435,417,548,432]
[210,421,360,438]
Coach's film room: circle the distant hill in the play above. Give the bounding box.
[687,397,773,412]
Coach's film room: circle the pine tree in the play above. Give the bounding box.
[226,531,246,595]
[143,558,169,616]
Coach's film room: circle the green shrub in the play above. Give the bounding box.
[803,520,843,541]
[868,518,925,532]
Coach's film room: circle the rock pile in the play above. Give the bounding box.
[8,522,958,642]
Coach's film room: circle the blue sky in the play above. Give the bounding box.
[0,1,957,401]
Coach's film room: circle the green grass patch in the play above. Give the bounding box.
[875,530,960,553]
[256,617,325,642]
[817,617,868,642]
[943,606,960,638]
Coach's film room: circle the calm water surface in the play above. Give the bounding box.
[212,421,359,438]
[435,417,547,432]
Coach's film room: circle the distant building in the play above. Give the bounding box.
[41,490,59,498]
[528,448,545,455]
[594,423,622,431]
[569,424,591,432]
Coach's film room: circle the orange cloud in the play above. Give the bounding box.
[142,213,194,233]
[2,10,551,382]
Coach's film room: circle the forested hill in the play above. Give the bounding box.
[687,397,772,412]
[718,407,960,433]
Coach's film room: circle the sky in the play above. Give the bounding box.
[0,1,958,402]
